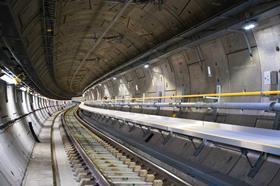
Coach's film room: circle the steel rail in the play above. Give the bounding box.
[79,103,280,156]
[78,106,250,185]
[62,106,190,185]
[75,108,191,186]
[62,109,112,186]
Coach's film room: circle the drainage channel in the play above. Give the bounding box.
[62,107,162,186]
[51,111,80,186]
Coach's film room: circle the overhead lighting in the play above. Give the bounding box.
[112,77,117,80]
[144,64,149,69]
[207,66,212,77]
[0,74,16,85]
[20,86,27,92]
[242,20,257,30]
[47,28,52,32]
[99,83,102,86]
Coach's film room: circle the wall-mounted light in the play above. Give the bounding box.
[242,20,257,31]
[20,86,27,92]
[207,66,212,77]
[144,64,149,69]
[0,74,16,84]
[113,77,117,80]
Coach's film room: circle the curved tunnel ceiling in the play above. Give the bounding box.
[3,0,247,99]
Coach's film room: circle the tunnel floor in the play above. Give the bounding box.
[12,105,280,186]
[23,112,78,186]
[22,115,55,186]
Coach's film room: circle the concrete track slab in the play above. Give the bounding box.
[52,113,78,186]
[80,103,280,156]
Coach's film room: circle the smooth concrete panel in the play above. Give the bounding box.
[84,16,280,129]
[0,81,65,186]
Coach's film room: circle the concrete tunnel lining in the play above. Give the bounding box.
[0,0,279,185]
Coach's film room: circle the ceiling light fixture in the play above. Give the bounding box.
[0,73,16,85]
[20,86,27,92]
[0,74,16,84]
[242,20,257,30]
[144,64,150,69]
[113,77,117,80]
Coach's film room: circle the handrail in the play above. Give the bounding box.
[85,101,280,112]
[94,90,280,102]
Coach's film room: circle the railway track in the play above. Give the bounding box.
[59,107,188,186]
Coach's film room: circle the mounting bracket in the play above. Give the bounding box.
[128,122,136,132]
[118,119,125,128]
[160,130,173,145]
[108,117,118,126]
[273,99,280,130]
[140,126,151,137]
[189,136,206,156]
[242,149,267,178]
[96,114,102,120]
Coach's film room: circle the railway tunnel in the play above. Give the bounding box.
[0,0,280,185]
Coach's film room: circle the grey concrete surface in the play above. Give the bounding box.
[52,114,78,186]
[83,14,280,129]
[80,104,280,155]
[0,1,279,186]
[80,109,280,186]
[22,117,54,186]
[0,83,65,186]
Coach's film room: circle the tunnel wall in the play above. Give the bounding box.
[84,14,280,129]
[0,81,66,186]
[80,109,280,186]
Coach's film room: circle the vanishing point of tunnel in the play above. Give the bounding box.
[0,0,280,186]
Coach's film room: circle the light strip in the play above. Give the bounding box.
[0,74,17,85]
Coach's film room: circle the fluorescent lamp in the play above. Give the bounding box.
[0,74,16,84]
[207,66,212,77]
[242,21,257,30]
[20,87,27,91]
[144,64,149,69]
